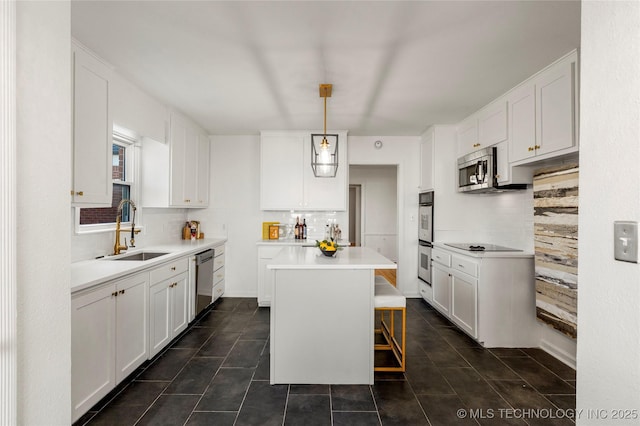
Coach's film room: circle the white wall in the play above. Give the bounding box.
[350,165,398,262]
[431,125,535,251]
[348,136,421,296]
[16,1,71,424]
[577,1,640,424]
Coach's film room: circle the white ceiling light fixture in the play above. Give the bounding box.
[311,84,338,178]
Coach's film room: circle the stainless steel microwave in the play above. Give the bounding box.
[457,147,527,193]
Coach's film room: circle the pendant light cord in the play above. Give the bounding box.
[323,94,327,138]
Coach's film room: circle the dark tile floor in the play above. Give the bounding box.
[76,297,576,426]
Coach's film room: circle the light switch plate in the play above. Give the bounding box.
[614,221,638,263]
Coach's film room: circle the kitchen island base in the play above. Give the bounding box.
[270,268,374,385]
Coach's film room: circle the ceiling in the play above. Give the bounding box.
[71,1,581,136]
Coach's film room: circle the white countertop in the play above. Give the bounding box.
[433,242,534,258]
[267,246,396,270]
[71,238,226,293]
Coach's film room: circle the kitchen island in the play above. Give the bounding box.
[267,246,396,385]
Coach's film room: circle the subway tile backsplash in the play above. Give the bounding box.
[262,211,349,241]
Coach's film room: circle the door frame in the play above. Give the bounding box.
[0,1,18,423]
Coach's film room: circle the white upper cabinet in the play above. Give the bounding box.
[477,99,507,147]
[111,73,168,144]
[454,49,578,173]
[508,84,536,163]
[71,42,113,206]
[456,114,479,157]
[457,100,507,158]
[260,131,347,210]
[260,133,305,210]
[509,50,578,164]
[141,111,210,208]
[196,133,211,206]
[419,128,435,191]
[535,52,577,158]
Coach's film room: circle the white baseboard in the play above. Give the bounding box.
[539,325,577,369]
[220,291,257,298]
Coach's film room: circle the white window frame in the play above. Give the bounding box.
[74,129,142,234]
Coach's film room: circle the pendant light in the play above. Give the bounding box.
[311,84,338,177]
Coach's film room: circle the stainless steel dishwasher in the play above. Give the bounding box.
[195,249,215,316]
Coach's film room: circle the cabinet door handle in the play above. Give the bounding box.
[458,264,465,268]
[171,266,176,271]
[112,291,118,297]
[76,191,84,196]
[528,146,534,152]
[534,145,541,150]
[119,289,125,295]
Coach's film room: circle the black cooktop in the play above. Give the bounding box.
[444,243,522,252]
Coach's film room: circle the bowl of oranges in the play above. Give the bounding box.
[316,239,341,257]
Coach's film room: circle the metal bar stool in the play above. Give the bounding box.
[374,276,406,372]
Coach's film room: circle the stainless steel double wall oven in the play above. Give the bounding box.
[418,191,433,286]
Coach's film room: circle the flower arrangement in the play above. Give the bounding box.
[316,238,342,257]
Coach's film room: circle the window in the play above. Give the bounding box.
[76,132,139,232]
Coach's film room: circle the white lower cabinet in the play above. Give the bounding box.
[450,269,478,338]
[429,246,537,348]
[149,259,189,358]
[71,252,213,422]
[257,246,283,307]
[431,263,451,316]
[71,272,148,423]
[213,245,226,302]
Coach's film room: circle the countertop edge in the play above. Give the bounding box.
[71,238,227,294]
[433,242,534,258]
[256,239,349,246]
[266,246,397,270]
[267,264,397,270]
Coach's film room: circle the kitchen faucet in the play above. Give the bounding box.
[113,198,140,255]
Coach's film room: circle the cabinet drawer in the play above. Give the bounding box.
[432,249,451,267]
[213,252,225,271]
[215,245,225,257]
[418,281,432,302]
[214,266,225,286]
[150,257,189,284]
[213,280,225,301]
[452,256,478,277]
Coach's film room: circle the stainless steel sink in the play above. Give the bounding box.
[109,251,169,261]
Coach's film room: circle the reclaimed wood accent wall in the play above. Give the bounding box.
[533,163,578,339]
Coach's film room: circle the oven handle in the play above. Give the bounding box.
[419,240,432,247]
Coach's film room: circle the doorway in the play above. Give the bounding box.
[348,185,361,246]
[349,165,398,284]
